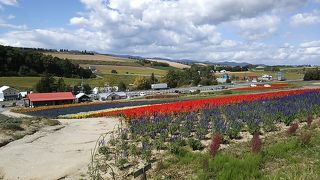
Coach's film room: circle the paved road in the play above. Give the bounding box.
[0,117,119,180]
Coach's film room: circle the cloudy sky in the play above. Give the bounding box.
[0,0,319,65]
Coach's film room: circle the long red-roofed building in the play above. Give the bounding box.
[24,92,75,107]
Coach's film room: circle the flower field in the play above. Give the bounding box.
[86,88,319,119]
[90,88,320,179]
[20,100,175,118]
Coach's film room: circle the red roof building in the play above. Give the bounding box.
[24,92,75,107]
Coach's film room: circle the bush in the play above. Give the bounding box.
[251,133,262,153]
[1,123,24,131]
[287,123,299,136]
[300,131,312,146]
[43,119,61,126]
[188,138,204,151]
[307,115,313,128]
[209,134,222,157]
[169,142,186,155]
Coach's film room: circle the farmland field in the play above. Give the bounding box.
[81,64,168,76]
[150,59,191,69]
[0,75,139,90]
[44,52,133,62]
[82,88,320,179]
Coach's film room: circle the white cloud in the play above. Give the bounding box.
[0,0,17,7]
[233,15,280,40]
[1,0,318,65]
[291,10,320,26]
[0,23,26,29]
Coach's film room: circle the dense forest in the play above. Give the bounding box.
[0,45,94,78]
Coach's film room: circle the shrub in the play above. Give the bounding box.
[43,119,61,126]
[209,134,222,157]
[1,123,24,131]
[251,133,262,153]
[300,131,312,146]
[307,115,313,128]
[287,122,299,136]
[169,142,186,155]
[188,138,204,151]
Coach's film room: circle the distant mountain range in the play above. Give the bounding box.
[99,53,264,67]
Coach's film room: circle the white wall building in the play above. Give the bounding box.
[0,86,19,101]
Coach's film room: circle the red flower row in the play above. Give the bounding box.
[88,89,320,120]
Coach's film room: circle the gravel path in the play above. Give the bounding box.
[0,117,119,180]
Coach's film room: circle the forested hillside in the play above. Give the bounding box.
[0,45,94,78]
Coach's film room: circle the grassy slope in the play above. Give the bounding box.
[152,121,320,179]
[44,52,131,62]
[81,64,167,76]
[0,75,140,90]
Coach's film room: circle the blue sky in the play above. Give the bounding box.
[0,0,320,65]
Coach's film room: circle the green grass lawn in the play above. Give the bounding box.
[152,121,320,179]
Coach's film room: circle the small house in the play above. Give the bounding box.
[24,92,75,107]
[76,93,91,103]
[0,86,19,101]
[88,66,97,73]
[92,87,99,95]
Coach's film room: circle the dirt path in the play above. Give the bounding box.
[1,108,32,118]
[0,117,119,180]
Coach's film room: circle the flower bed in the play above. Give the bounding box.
[85,89,319,119]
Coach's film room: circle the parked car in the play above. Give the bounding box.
[140,92,146,96]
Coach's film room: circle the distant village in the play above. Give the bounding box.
[0,66,285,108]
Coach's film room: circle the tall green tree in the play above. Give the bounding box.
[83,84,92,94]
[118,81,127,91]
[56,78,68,92]
[133,76,151,90]
[165,70,179,88]
[35,75,56,93]
[150,73,158,84]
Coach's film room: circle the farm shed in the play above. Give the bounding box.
[255,66,265,71]
[98,92,127,101]
[24,92,75,107]
[0,86,19,101]
[76,93,91,103]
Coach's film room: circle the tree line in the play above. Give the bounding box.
[165,65,219,88]
[304,69,320,81]
[0,45,94,78]
[35,74,92,94]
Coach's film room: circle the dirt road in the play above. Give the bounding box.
[0,117,119,180]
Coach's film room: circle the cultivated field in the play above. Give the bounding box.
[0,75,139,90]
[44,52,132,62]
[150,59,191,69]
[82,65,167,76]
